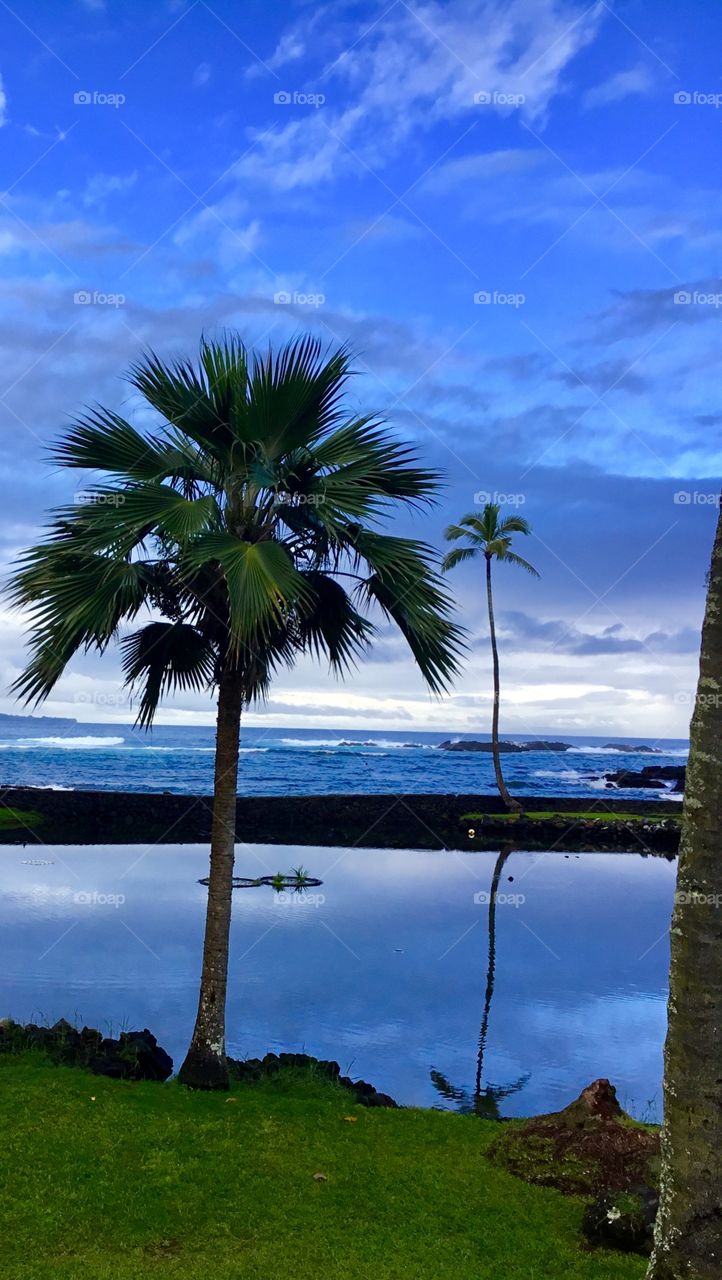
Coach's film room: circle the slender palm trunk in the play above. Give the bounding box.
[178,664,244,1090]
[485,555,521,812]
[647,500,722,1279]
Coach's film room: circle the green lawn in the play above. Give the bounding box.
[0,807,44,830]
[0,1055,646,1280]
[461,810,672,823]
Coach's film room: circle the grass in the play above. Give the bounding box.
[0,807,44,830]
[461,810,673,823]
[0,1055,646,1280]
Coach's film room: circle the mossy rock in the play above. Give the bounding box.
[487,1079,660,1196]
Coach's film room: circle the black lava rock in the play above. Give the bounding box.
[582,1185,658,1255]
[227,1051,397,1107]
[0,1018,173,1081]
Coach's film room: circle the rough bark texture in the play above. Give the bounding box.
[647,501,722,1278]
[486,556,521,811]
[178,666,244,1090]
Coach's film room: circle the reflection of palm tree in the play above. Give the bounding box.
[431,844,528,1118]
[476,845,513,1097]
[430,1069,528,1120]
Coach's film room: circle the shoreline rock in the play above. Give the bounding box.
[0,1018,173,1081]
[604,764,686,791]
[0,787,681,853]
[227,1051,398,1107]
[438,739,573,753]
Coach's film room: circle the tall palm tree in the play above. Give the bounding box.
[442,504,538,812]
[647,498,722,1279]
[8,333,464,1090]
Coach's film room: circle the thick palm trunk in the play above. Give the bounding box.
[485,556,521,812]
[647,500,722,1279]
[178,665,244,1090]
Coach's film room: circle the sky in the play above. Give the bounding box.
[0,0,720,737]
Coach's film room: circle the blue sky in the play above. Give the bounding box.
[0,0,720,735]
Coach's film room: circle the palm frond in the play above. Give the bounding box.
[121,622,217,728]
[441,546,478,572]
[298,572,374,673]
[184,533,311,651]
[498,549,540,576]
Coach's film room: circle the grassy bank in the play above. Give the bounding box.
[0,1055,646,1280]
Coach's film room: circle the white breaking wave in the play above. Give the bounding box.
[534,769,587,782]
[533,768,641,792]
[4,735,126,750]
[279,737,343,747]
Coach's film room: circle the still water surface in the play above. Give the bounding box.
[0,843,675,1119]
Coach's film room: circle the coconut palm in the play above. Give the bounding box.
[442,504,539,811]
[8,333,464,1090]
[647,497,722,1279]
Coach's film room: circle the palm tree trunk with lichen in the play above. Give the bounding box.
[647,499,722,1279]
[485,555,521,813]
[178,664,244,1090]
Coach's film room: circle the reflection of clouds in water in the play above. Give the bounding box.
[1,843,674,1118]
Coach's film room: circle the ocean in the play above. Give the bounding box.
[0,716,688,800]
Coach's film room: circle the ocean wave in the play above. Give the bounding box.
[533,769,586,782]
[4,735,126,750]
[279,738,343,747]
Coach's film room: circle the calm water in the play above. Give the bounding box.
[0,843,674,1119]
[0,718,687,800]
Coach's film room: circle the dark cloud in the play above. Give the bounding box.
[496,610,700,656]
[589,278,722,341]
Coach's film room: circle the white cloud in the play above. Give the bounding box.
[82,171,138,208]
[193,62,211,89]
[0,73,7,128]
[245,30,307,80]
[582,63,656,110]
[234,0,604,191]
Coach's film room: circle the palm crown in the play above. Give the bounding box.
[10,335,465,724]
[442,504,540,576]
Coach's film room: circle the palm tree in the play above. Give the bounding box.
[8,333,464,1090]
[442,504,539,812]
[647,498,722,1279]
